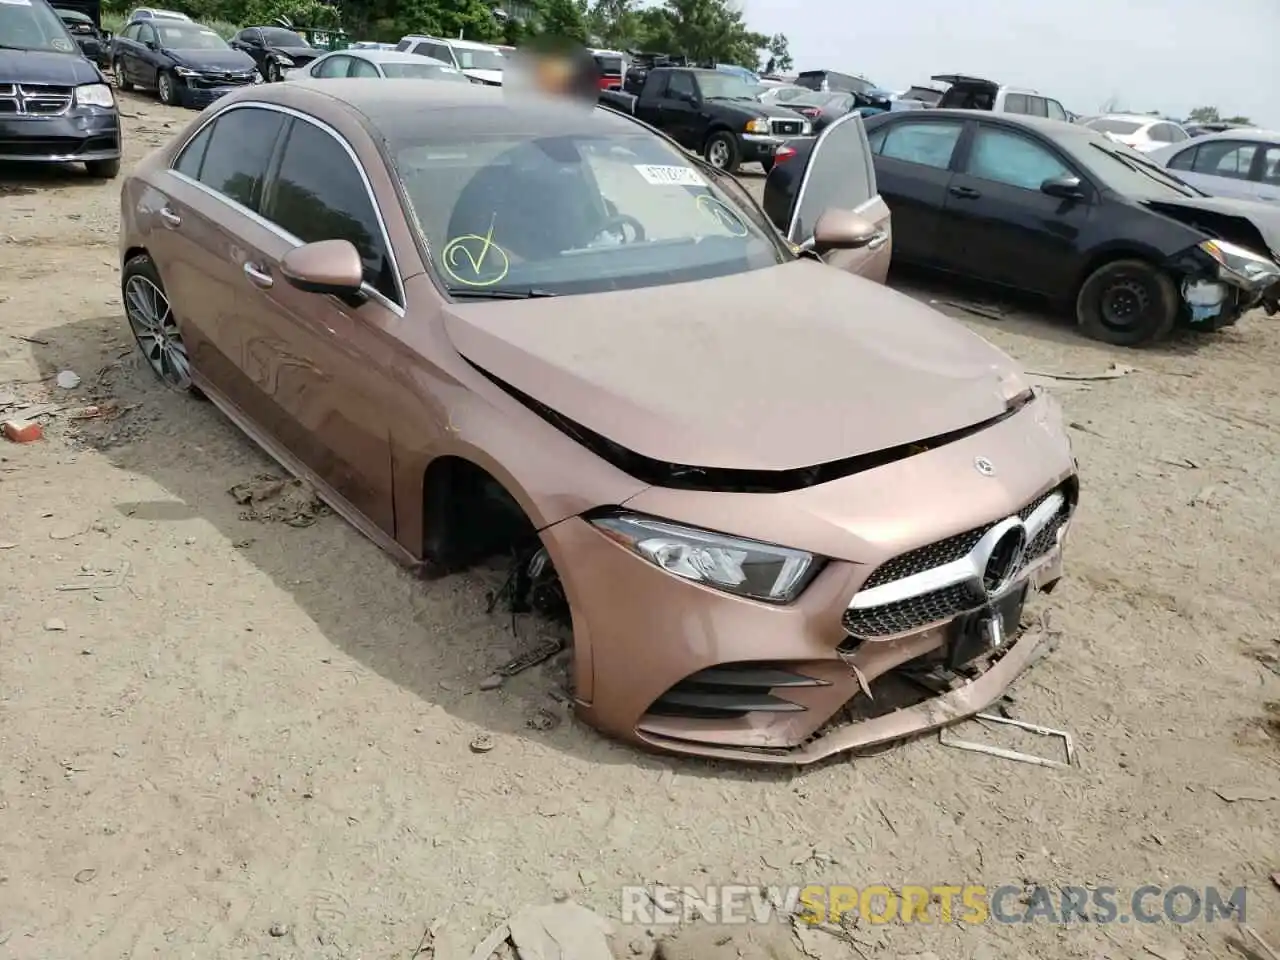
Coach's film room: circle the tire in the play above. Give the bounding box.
[114,60,133,91]
[1075,259,1179,346]
[266,61,281,83]
[157,70,177,106]
[703,131,740,174]
[121,253,195,393]
[85,157,121,179]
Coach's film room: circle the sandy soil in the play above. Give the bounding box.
[1,92,1278,960]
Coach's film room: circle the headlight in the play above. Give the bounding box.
[273,54,294,66]
[745,118,769,134]
[74,82,114,107]
[1198,238,1280,285]
[589,511,823,603]
[173,66,199,78]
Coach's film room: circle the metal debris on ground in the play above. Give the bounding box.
[1212,787,1279,803]
[1026,361,1136,382]
[939,712,1076,768]
[931,298,1007,321]
[496,638,565,679]
[228,474,331,527]
[56,561,132,593]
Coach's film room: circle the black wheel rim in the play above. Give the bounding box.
[1099,276,1153,333]
[125,274,191,389]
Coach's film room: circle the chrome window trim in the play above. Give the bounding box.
[848,491,1066,611]
[168,100,407,315]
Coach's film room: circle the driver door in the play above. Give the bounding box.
[781,112,892,282]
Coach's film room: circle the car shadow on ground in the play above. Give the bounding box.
[29,315,803,783]
[0,162,107,195]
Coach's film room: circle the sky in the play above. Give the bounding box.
[738,0,1280,128]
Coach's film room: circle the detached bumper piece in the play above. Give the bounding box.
[646,664,830,720]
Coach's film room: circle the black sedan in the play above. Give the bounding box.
[784,91,856,132]
[229,26,319,83]
[112,18,257,108]
[855,110,1280,344]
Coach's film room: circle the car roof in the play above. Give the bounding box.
[1179,126,1276,143]
[399,34,501,51]
[1092,113,1165,124]
[252,80,644,138]
[332,49,453,66]
[874,108,1089,139]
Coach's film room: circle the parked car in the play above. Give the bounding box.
[0,0,121,177]
[763,113,892,283]
[899,84,945,107]
[112,18,257,107]
[229,26,320,83]
[55,7,110,68]
[756,83,810,105]
[289,49,468,82]
[1082,114,1190,154]
[784,91,857,132]
[1146,129,1280,203]
[118,79,1079,764]
[1185,121,1250,139]
[795,69,875,96]
[394,35,505,85]
[599,66,811,173]
[125,6,189,20]
[347,41,396,51]
[588,47,627,90]
[933,75,1068,121]
[861,110,1280,344]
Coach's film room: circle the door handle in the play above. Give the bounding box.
[158,206,181,228]
[242,261,274,288]
[866,231,888,250]
[948,185,981,199]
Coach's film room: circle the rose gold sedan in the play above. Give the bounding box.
[119,80,1078,764]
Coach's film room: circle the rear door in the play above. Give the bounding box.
[1165,138,1261,201]
[937,120,1091,297]
[864,114,966,266]
[784,112,891,282]
[1256,143,1280,202]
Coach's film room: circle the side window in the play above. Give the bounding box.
[348,58,379,78]
[1192,141,1256,180]
[196,107,286,210]
[1167,125,1189,142]
[121,23,138,39]
[790,116,876,242]
[867,126,887,152]
[1167,146,1197,171]
[967,126,1072,190]
[174,121,213,178]
[1150,124,1175,143]
[1045,99,1066,121]
[1003,93,1028,114]
[394,38,412,51]
[138,23,156,45]
[1026,97,1049,117]
[316,55,352,78]
[1259,145,1280,185]
[415,42,448,62]
[666,71,696,100]
[264,119,398,303]
[877,120,963,170]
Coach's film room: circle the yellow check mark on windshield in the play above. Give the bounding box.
[448,214,498,275]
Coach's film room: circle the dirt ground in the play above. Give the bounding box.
[1,91,1278,960]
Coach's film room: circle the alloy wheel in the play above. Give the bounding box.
[708,139,730,168]
[124,275,190,389]
[267,62,280,82]
[158,73,173,103]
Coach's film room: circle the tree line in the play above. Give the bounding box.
[100,0,795,73]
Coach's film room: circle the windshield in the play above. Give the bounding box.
[156,22,229,49]
[1086,118,1144,136]
[0,0,78,54]
[1081,139,1204,198]
[261,27,307,46]
[697,72,756,100]
[382,61,467,81]
[454,47,504,71]
[393,129,788,297]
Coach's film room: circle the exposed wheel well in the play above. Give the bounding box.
[422,455,538,571]
[1073,248,1164,296]
[123,246,149,267]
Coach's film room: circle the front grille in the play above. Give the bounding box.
[186,73,255,89]
[843,486,1071,639]
[0,83,74,117]
[770,118,803,136]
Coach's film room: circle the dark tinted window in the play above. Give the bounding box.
[197,107,286,210]
[413,41,449,61]
[790,115,875,242]
[174,122,213,177]
[394,38,412,51]
[1191,140,1256,179]
[666,71,695,99]
[138,22,156,44]
[264,119,398,302]
[1004,93,1028,114]
[1167,145,1197,171]
[967,127,1072,190]
[877,119,963,169]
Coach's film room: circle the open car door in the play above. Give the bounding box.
[772,112,893,283]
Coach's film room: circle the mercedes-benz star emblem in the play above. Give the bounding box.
[974,456,996,477]
[981,524,1028,598]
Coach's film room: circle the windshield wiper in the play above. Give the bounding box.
[449,287,559,300]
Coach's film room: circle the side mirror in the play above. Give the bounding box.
[809,208,879,253]
[280,240,365,299]
[144,39,157,50]
[1041,175,1085,200]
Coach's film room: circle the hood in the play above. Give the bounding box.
[268,45,316,61]
[165,48,256,71]
[443,260,1026,472]
[1142,194,1280,259]
[462,68,503,85]
[0,47,103,84]
[709,98,795,120]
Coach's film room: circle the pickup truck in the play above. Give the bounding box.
[598,66,812,174]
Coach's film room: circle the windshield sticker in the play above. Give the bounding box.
[695,195,749,237]
[51,36,74,50]
[634,164,706,187]
[442,215,510,287]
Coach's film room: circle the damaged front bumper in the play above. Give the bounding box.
[1176,238,1280,328]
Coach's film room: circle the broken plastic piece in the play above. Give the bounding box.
[939,712,1076,768]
